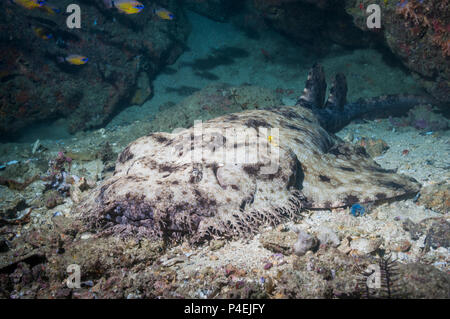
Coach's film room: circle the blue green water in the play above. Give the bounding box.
[18,10,423,142]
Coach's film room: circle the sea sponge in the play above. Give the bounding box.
[316,226,340,247]
[390,104,449,131]
[293,229,318,256]
[406,104,449,131]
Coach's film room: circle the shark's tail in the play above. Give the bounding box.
[296,63,436,133]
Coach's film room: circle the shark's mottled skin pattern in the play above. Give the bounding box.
[77,64,428,243]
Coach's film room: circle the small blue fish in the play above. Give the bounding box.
[350,203,365,217]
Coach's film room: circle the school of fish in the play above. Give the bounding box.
[10,0,175,66]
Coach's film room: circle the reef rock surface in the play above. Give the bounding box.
[0,0,189,136]
[345,0,450,104]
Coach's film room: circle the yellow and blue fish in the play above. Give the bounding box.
[154,8,174,20]
[33,26,53,40]
[58,55,89,65]
[104,0,144,15]
[268,135,278,147]
[38,2,60,15]
[10,0,46,10]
